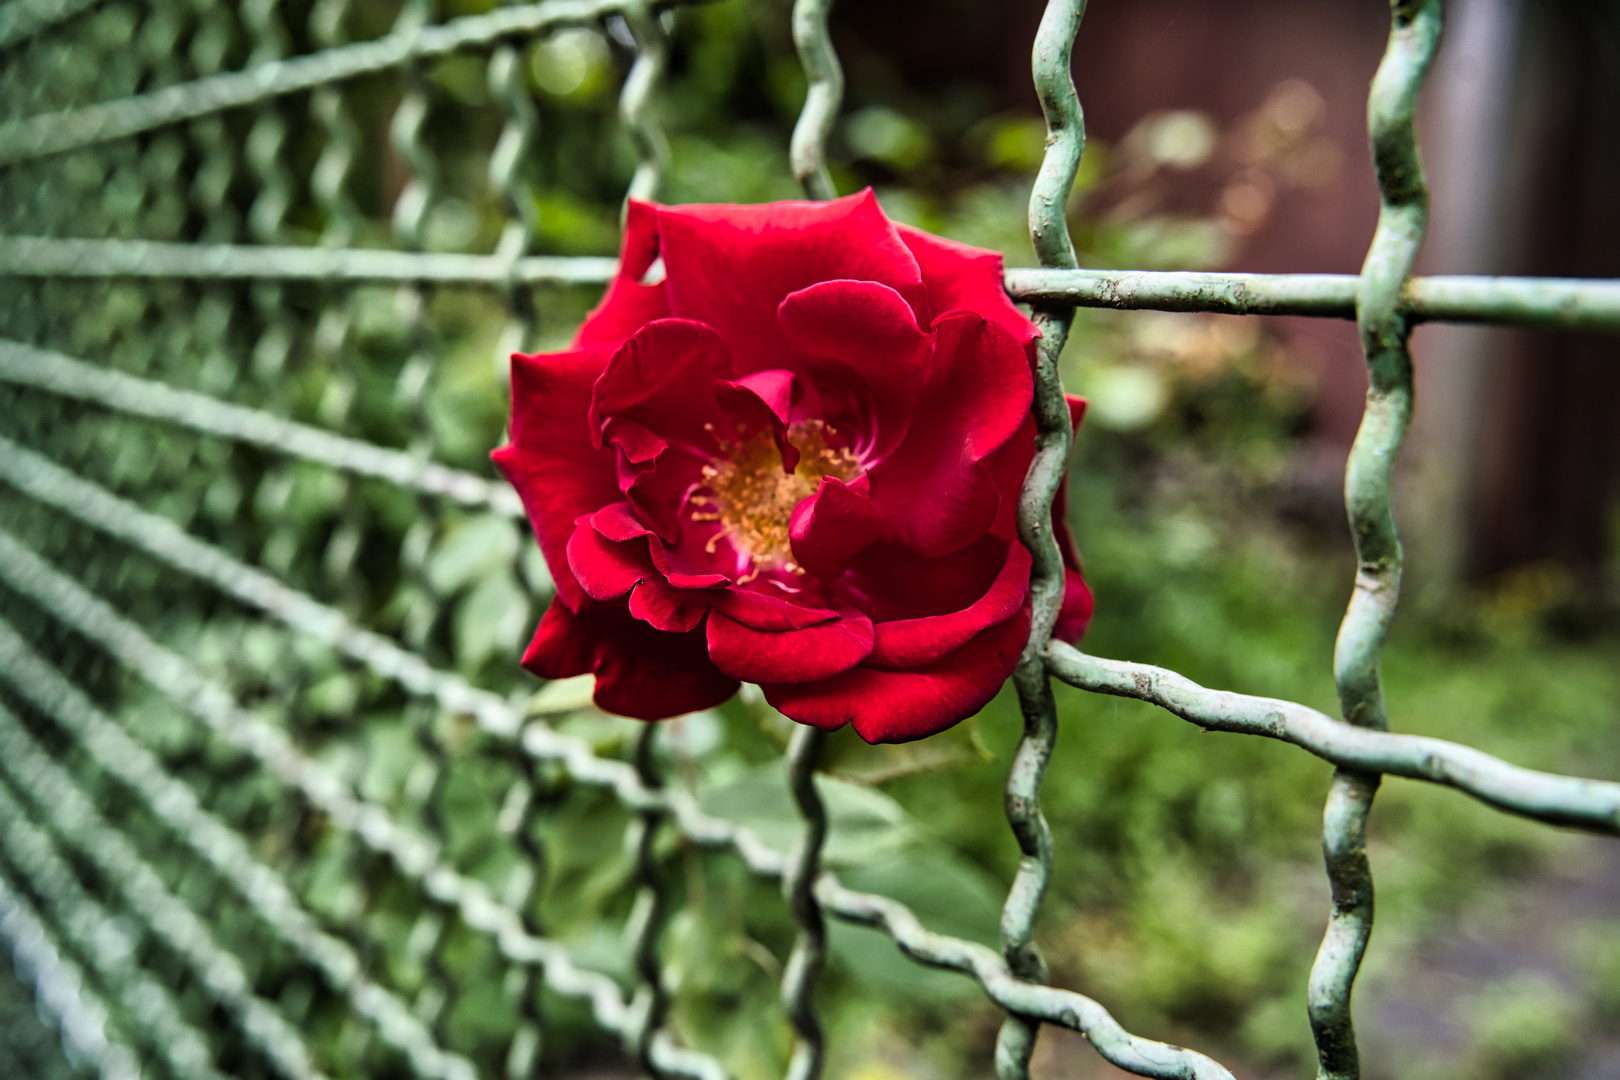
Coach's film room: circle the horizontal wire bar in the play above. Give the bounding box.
[0,0,702,167]
[0,440,1237,1075]
[0,433,525,736]
[0,529,727,1080]
[819,880,1231,1080]
[1004,268,1620,332]
[1046,641,1620,833]
[0,735,332,1080]
[0,868,142,1080]
[0,777,236,1080]
[0,618,479,1080]
[0,236,618,284]
[0,340,523,515]
[7,237,1614,334]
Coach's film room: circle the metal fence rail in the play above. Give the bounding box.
[0,0,1616,1079]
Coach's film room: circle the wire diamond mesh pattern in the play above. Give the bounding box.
[0,1,1617,1079]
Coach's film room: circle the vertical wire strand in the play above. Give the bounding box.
[1002,2,1087,1078]
[1308,4,1441,1079]
[619,0,670,208]
[780,723,828,1080]
[789,0,840,202]
[777,3,841,1075]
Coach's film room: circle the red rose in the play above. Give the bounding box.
[494,190,1091,743]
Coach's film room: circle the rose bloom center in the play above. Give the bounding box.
[691,419,859,581]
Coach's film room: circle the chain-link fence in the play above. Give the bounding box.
[2,0,1618,1078]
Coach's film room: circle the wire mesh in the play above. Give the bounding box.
[0,1,1616,1079]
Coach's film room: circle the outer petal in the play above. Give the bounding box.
[574,198,670,348]
[1052,394,1092,642]
[655,190,929,373]
[705,610,874,684]
[864,311,1033,556]
[521,599,739,719]
[709,587,839,631]
[838,534,1008,622]
[1054,567,1094,643]
[894,223,1039,358]
[762,608,1030,743]
[493,347,618,610]
[866,542,1031,667]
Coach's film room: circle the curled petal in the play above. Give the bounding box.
[523,600,739,720]
[763,607,1031,743]
[705,609,874,684]
[778,279,932,453]
[716,368,801,471]
[589,318,733,454]
[867,542,1031,668]
[590,500,655,542]
[629,578,712,633]
[788,475,888,581]
[565,517,649,602]
[709,587,839,631]
[656,190,930,372]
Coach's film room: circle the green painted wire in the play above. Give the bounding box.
[789,0,840,201]
[999,0,1087,1077]
[1311,4,1441,1079]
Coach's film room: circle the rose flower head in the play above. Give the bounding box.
[494,190,1092,743]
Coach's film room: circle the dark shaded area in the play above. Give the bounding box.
[1474,0,1620,575]
[0,961,74,1080]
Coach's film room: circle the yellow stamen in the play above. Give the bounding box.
[695,420,860,575]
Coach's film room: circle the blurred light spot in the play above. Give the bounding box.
[1087,365,1168,430]
[843,107,933,172]
[1145,110,1217,170]
[531,29,609,97]
[424,199,479,252]
[1220,171,1276,235]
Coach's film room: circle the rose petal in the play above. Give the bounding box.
[716,368,801,472]
[589,318,733,454]
[590,501,654,542]
[655,190,930,373]
[710,586,839,631]
[629,578,712,633]
[895,223,1038,358]
[787,475,888,580]
[762,608,1029,743]
[522,600,738,719]
[867,542,1031,667]
[575,199,670,349]
[493,347,619,610]
[864,310,1033,556]
[777,279,932,456]
[838,535,1008,622]
[982,414,1036,544]
[1054,566,1094,643]
[565,517,648,602]
[705,609,874,683]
